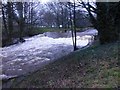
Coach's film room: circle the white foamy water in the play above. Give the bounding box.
[0,29,98,78]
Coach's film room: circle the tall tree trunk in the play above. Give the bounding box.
[68,2,75,49]
[96,2,119,44]
[2,4,8,36]
[7,2,13,41]
[114,2,120,41]
[56,11,60,28]
[17,2,24,40]
[81,1,119,44]
[70,6,75,48]
[30,5,33,31]
[73,0,77,51]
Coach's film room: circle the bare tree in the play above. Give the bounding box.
[2,4,8,36]
[78,0,119,44]
[7,2,14,41]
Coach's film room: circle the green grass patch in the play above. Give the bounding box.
[28,27,70,36]
[25,27,93,36]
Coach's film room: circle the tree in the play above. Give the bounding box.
[46,2,61,28]
[79,0,119,44]
[2,4,8,36]
[73,0,77,50]
[16,2,25,41]
[46,2,70,28]
[68,2,75,49]
[96,2,119,44]
[7,2,14,42]
[43,11,55,27]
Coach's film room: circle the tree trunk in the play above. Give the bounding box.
[17,2,25,40]
[2,4,8,36]
[70,5,75,48]
[81,1,119,44]
[114,2,120,41]
[73,1,77,51]
[96,2,119,44]
[7,2,13,41]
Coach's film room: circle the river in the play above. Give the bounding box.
[0,29,98,79]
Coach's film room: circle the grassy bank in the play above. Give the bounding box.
[28,27,93,35]
[3,42,119,88]
[27,27,63,36]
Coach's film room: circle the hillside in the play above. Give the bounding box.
[3,42,119,88]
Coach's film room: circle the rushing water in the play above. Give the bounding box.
[0,29,98,79]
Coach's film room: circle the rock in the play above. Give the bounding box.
[19,38,25,43]
[13,38,19,44]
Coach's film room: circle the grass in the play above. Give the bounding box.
[32,27,61,34]
[3,41,119,88]
[27,27,69,36]
[25,27,93,36]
